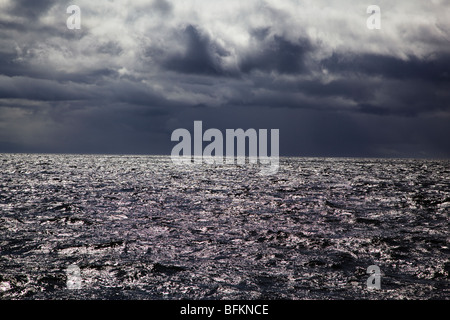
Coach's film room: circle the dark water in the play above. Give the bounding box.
[0,154,448,299]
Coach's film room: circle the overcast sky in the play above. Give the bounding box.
[0,0,449,157]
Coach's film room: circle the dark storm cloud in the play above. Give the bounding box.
[107,79,185,108]
[0,76,94,101]
[0,0,449,157]
[7,0,55,21]
[0,53,24,77]
[163,25,230,75]
[152,0,173,16]
[0,60,118,84]
[240,34,313,75]
[294,78,376,102]
[322,52,450,83]
[0,18,28,32]
[96,41,124,56]
[356,103,391,116]
[163,25,314,76]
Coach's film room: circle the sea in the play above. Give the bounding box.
[0,154,448,299]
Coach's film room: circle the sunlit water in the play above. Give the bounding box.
[0,154,448,299]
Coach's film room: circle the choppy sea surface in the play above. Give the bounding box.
[0,154,448,299]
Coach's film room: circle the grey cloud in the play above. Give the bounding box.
[0,19,28,32]
[107,79,183,108]
[322,52,450,83]
[0,76,95,101]
[0,0,449,158]
[7,0,55,20]
[250,27,271,41]
[240,34,313,75]
[163,25,230,75]
[161,26,314,76]
[96,41,124,56]
[152,0,173,16]
[295,78,377,102]
[0,63,119,85]
[356,104,392,116]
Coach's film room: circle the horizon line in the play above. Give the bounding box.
[0,151,449,161]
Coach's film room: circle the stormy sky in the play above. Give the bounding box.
[0,0,449,157]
